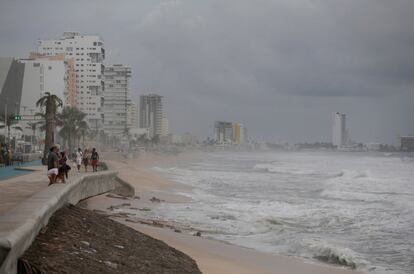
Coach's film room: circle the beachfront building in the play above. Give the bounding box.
[0,56,66,137]
[161,116,169,137]
[103,64,132,137]
[214,121,234,144]
[139,94,164,139]
[400,136,414,152]
[127,102,139,129]
[233,123,246,144]
[37,32,106,128]
[332,112,348,148]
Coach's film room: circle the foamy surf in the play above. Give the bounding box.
[144,151,414,274]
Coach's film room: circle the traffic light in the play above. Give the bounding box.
[14,115,22,121]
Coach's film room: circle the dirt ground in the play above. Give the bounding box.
[19,205,202,274]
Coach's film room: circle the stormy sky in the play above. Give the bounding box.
[1,0,413,144]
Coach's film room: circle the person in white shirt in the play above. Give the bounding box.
[76,148,83,173]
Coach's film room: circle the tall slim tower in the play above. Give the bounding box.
[139,94,164,139]
[332,112,347,148]
[37,32,105,128]
[103,64,131,136]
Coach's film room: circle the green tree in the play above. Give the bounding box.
[57,106,88,153]
[36,92,63,164]
[0,114,19,147]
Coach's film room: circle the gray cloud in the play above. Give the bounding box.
[1,0,413,143]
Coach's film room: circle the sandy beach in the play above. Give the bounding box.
[83,151,365,274]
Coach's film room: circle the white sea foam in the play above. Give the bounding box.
[301,239,363,269]
[146,151,414,274]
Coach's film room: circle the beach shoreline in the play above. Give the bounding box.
[84,151,364,274]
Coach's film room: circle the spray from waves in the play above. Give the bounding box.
[253,163,344,178]
[301,239,365,269]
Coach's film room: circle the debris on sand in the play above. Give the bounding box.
[20,205,202,274]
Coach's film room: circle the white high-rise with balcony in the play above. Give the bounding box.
[37,32,105,129]
[103,64,132,136]
[332,112,347,148]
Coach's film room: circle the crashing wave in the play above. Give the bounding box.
[253,163,322,176]
[302,239,361,269]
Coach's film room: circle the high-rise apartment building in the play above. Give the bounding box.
[332,112,347,148]
[0,56,67,138]
[161,116,169,137]
[37,32,105,128]
[214,121,247,144]
[103,64,131,136]
[233,123,246,144]
[214,121,234,144]
[139,94,164,139]
[127,102,139,129]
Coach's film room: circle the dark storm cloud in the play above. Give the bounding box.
[1,0,413,143]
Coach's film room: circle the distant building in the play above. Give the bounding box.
[0,56,66,138]
[233,123,246,144]
[127,102,139,129]
[103,64,132,136]
[400,136,414,152]
[139,94,164,139]
[161,116,169,137]
[214,121,234,144]
[332,112,348,148]
[37,32,106,127]
[0,58,27,117]
[27,52,76,107]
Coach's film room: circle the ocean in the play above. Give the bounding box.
[150,151,414,274]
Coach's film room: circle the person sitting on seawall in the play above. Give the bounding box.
[47,145,60,186]
[58,151,71,182]
[91,147,99,172]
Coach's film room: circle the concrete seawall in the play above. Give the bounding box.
[0,168,134,274]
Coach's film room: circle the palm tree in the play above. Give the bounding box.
[0,114,18,147]
[77,120,89,148]
[57,106,88,154]
[34,112,47,132]
[36,92,63,164]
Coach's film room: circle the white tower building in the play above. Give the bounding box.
[332,112,347,148]
[103,64,132,136]
[37,32,105,129]
[139,94,164,139]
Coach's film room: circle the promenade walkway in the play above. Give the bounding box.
[0,161,124,274]
[0,164,90,215]
[0,166,47,215]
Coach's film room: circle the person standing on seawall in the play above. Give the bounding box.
[47,145,59,186]
[91,148,99,172]
[76,148,83,173]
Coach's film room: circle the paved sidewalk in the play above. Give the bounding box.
[0,167,48,215]
[0,163,89,215]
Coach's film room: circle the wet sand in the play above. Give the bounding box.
[85,151,364,274]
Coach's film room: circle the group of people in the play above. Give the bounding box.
[47,145,100,186]
[47,145,71,186]
[75,147,100,173]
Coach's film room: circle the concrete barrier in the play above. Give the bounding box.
[0,168,133,274]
